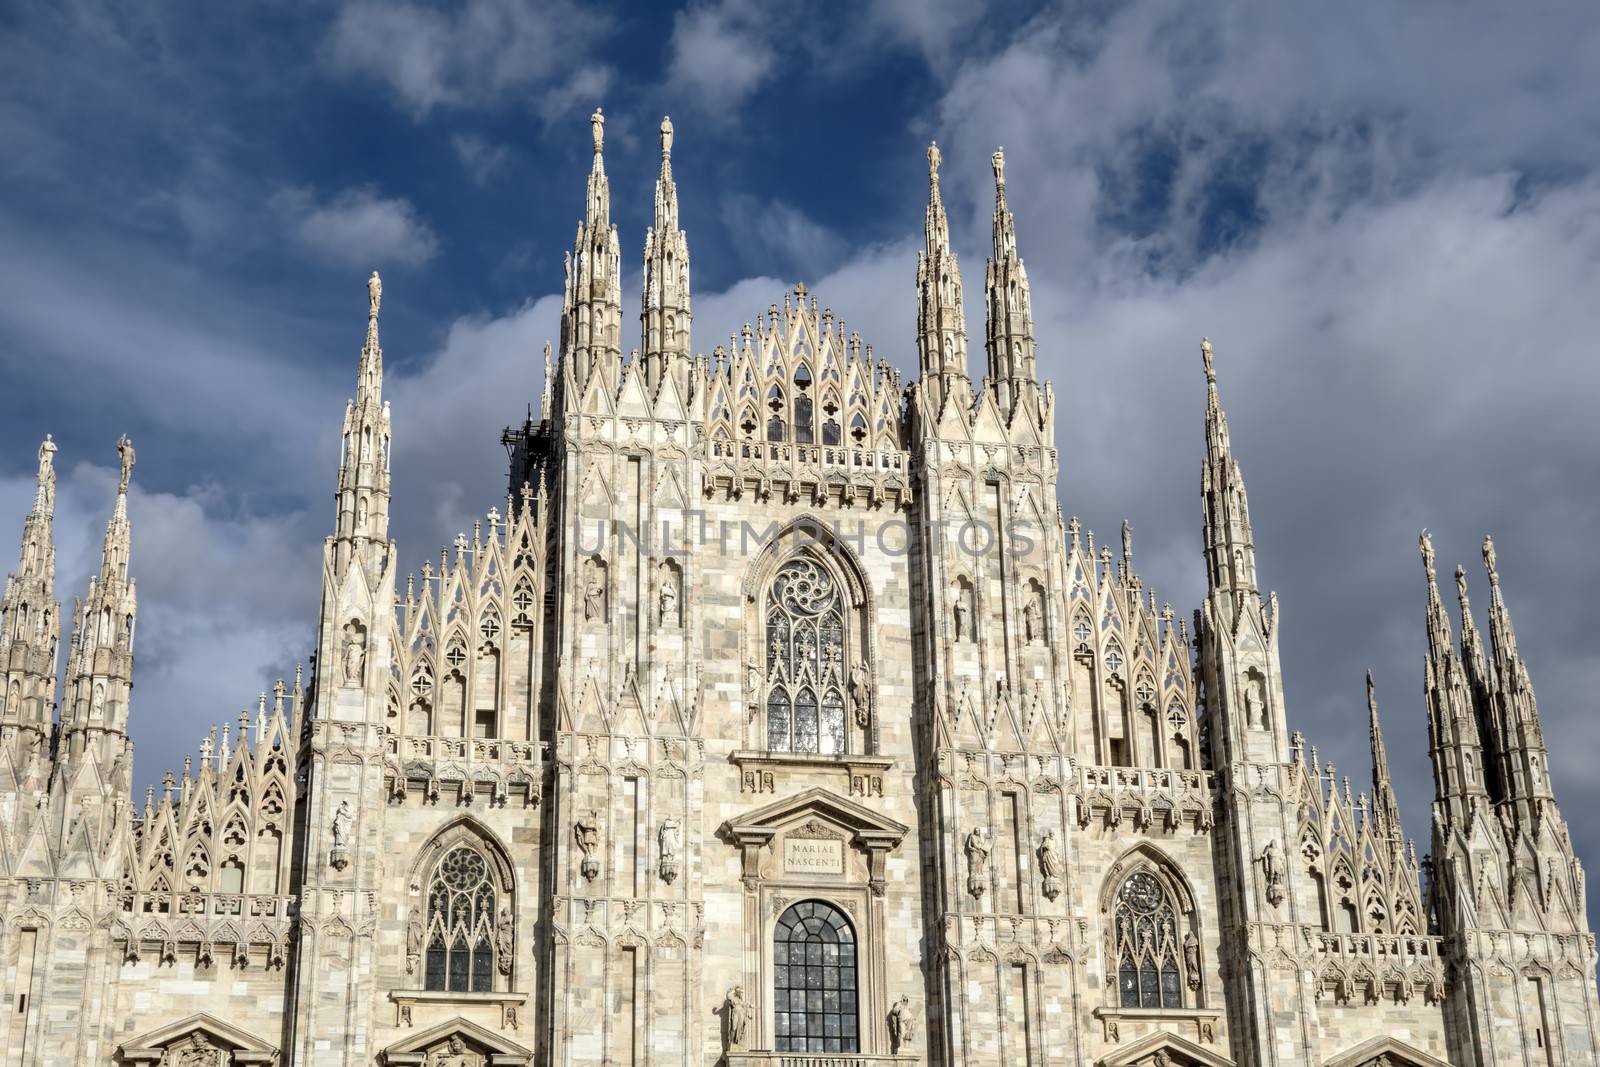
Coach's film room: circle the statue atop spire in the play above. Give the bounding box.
[116,434,135,495]
[591,107,605,156]
[642,114,690,395]
[660,114,673,159]
[984,144,1040,419]
[565,106,623,396]
[1201,336,1215,384]
[916,139,969,416]
[368,270,382,320]
[992,147,1005,195]
[1419,528,1435,580]
[1482,533,1499,585]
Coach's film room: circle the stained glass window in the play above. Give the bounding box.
[425,845,498,992]
[766,559,847,754]
[1112,870,1186,1009]
[774,901,858,1053]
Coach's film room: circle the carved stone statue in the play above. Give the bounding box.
[330,800,352,851]
[341,625,366,687]
[406,905,423,972]
[426,1034,481,1067]
[849,662,871,727]
[574,813,600,880]
[888,994,917,1052]
[1244,674,1266,729]
[965,826,992,898]
[584,560,605,622]
[723,985,749,1050]
[1023,596,1043,644]
[1261,839,1285,906]
[1037,830,1064,901]
[160,1032,222,1067]
[496,906,514,975]
[658,816,681,884]
[1184,930,1201,990]
[658,568,679,626]
[953,594,970,642]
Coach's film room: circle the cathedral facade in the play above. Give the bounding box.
[1,111,1597,1067]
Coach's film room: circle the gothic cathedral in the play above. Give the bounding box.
[2,111,1597,1067]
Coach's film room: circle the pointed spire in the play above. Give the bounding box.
[1475,534,1556,818]
[916,140,971,415]
[642,114,691,396]
[562,107,623,397]
[1481,535,1519,662]
[1,435,62,760]
[1199,338,1257,596]
[60,436,138,771]
[1418,528,1491,820]
[334,272,394,573]
[1367,670,1402,849]
[984,146,1040,418]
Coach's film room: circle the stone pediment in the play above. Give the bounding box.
[722,786,908,895]
[117,1012,277,1065]
[380,1016,533,1066]
[1324,1037,1452,1067]
[1098,1030,1235,1067]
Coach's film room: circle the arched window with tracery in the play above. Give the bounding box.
[425,845,500,992]
[765,558,847,754]
[774,901,858,1052]
[1110,868,1196,1009]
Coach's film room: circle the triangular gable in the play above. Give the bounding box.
[380,1015,533,1066]
[723,786,908,893]
[1323,1037,1451,1067]
[1098,1029,1234,1067]
[117,1012,277,1065]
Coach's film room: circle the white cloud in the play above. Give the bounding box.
[277,185,440,267]
[664,0,778,113]
[452,134,512,186]
[325,0,613,118]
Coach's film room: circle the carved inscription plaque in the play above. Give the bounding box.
[784,838,844,875]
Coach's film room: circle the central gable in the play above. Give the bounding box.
[722,786,908,894]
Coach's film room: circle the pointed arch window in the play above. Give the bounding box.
[425,845,500,992]
[765,559,847,754]
[1111,869,1193,1009]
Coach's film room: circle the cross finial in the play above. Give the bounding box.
[591,107,605,155]
[1200,336,1215,383]
[116,434,136,494]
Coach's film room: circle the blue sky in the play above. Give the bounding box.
[3,0,1600,887]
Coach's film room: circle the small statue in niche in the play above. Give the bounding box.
[658,567,679,627]
[1037,829,1064,901]
[1260,839,1285,906]
[495,906,514,975]
[330,800,352,850]
[723,985,750,1050]
[583,559,605,622]
[1023,595,1043,645]
[745,660,763,721]
[964,826,992,899]
[1184,930,1201,990]
[1244,673,1266,729]
[574,812,601,881]
[341,624,366,687]
[658,817,682,884]
[888,994,917,1052]
[849,661,872,728]
[427,1035,479,1067]
[953,593,971,642]
[406,905,423,973]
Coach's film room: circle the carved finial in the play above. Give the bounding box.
[115,434,136,494]
[660,115,673,158]
[590,107,605,155]
[1481,534,1499,586]
[1454,563,1468,604]
[1200,337,1215,384]
[992,147,1006,192]
[1366,668,1376,710]
[368,270,382,320]
[1418,529,1435,580]
[927,141,942,185]
[1121,519,1132,562]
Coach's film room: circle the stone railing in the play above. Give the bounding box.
[124,891,296,920]
[712,440,910,475]
[1076,765,1215,831]
[387,733,543,765]
[1315,931,1446,962]
[385,733,546,806]
[728,1053,918,1067]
